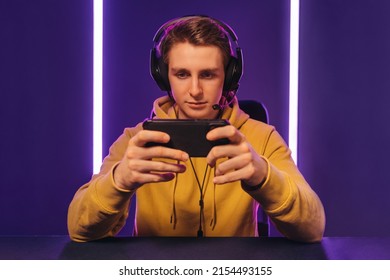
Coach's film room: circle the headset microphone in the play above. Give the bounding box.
[212,104,221,110]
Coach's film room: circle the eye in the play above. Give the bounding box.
[175,71,189,79]
[200,71,216,79]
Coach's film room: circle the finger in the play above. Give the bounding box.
[119,160,185,188]
[214,153,252,176]
[132,130,170,147]
[143,145,189,162]
[128,159,187,174]
[135,172,177,184]
[213,164,254,185]
[115,160,179,189]
[206,125,244,144]
[126,144,188,162]
[207,142,251,167]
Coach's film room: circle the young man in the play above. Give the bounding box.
[68,16,325,242]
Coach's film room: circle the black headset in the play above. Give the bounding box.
[150,15,243,95]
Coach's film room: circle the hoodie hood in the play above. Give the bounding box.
[151,95,250,129]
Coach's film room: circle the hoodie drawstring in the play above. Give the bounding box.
[169,159,220,234]
[210,167,217,230]
[170,160,179,229]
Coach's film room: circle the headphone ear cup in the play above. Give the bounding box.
[223,58,235,91]
[150,48,171,91]
[223,47,243,91]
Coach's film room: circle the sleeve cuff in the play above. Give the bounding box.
[92,162,134,213]
[111,161,133,193]
[241,155,271,192]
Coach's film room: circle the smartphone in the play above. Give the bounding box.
[142,119,230,157]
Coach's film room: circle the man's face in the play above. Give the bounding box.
[167,42,225,119]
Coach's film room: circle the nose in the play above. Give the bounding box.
[189,77,203,98]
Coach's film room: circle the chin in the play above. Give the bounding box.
[179,107,218,119]
[188,112,217,120]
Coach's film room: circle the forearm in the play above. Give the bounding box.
[268,190,325,243]
[67,165,134,242]
[246,158,325,242]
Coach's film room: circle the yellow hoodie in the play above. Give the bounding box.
[68,96,325,242]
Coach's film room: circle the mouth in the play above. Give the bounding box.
[186,101,208,109]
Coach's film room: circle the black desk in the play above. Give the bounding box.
[0,236,389,260]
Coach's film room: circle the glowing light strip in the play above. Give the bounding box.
[289,0,299,164]
[93,0,103,174]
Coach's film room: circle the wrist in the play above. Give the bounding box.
[112,162,133,193]
[241,176,266,192]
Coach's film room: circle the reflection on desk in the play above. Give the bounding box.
[0,236,389,260]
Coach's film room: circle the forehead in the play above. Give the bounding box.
[168,42,224,69]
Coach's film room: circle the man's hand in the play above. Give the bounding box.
[206,125,267,187]
[113,130,189,191]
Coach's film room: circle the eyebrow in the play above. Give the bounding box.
[170,67,221,72]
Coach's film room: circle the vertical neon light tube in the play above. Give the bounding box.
[93,0,103,174]
[289,0,299,164]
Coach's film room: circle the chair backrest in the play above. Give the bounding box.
[238,99,270,237]
[238,100,269,124]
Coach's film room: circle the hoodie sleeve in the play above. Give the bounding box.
[242,122,326,242]
[67,124,142,242]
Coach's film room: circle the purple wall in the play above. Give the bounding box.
[0,0,93,234]
[299,0,390,236]
[2,0,388,237]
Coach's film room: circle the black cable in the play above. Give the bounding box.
[189,158,209,237]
